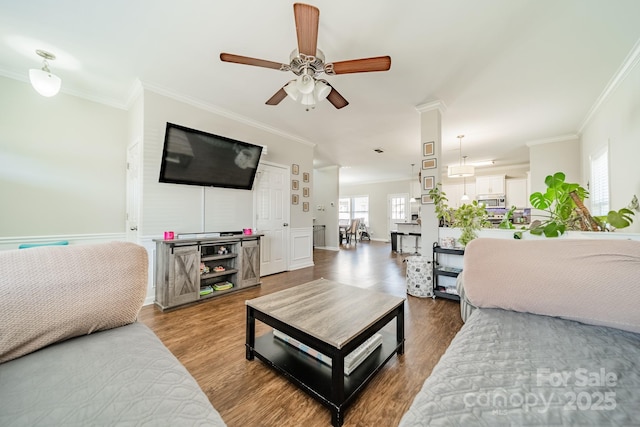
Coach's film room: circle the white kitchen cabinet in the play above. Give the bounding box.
[442,183,476,208]
[475,174,505,195]
[506,178,529,208]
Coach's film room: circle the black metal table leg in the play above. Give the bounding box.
[397,304,405,355]
[246,305,255,360]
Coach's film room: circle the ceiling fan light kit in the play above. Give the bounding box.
[220,3,391,111]
[29,49,62,97]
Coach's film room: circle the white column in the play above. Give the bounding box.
[416,101,446,252]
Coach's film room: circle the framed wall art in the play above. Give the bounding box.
[422,175,435,191]
[303,172,310,182]
[292,194,299,205]
[303,187,310,197]
[292,180,299,190]
[421,194,434,204]
[303,202,309,212]
[292,164,299,175]
[422,158,437,169]
[423,141,435,157]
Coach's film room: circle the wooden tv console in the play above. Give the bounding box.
[154,234,262,310]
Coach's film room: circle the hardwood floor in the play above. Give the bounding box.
[138,241,464,427]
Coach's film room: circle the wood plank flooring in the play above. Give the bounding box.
[138,241,464,427]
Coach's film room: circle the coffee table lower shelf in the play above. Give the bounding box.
[251,330,401,424]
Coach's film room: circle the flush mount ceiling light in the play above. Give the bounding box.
[448,135,475,178]
[29,49,62,97]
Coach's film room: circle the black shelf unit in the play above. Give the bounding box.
[432,242,464,301]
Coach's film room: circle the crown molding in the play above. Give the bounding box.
[0,67,129,109]
[525,134,579,147]
[137,81,316,148]
[578,36,640,134]
[415,99,447,114]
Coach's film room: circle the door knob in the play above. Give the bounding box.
[130,226,138,231]
[283,223,289,227]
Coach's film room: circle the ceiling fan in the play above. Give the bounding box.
[220,3,391,110]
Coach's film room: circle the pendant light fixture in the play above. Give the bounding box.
[29,49,62,97]
[448,135,474,178]
[461,156,470,201]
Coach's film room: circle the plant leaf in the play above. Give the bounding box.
[545,172,566,189]
[543,222,565,237]
[529,192,550,210]
[607,208,635,229]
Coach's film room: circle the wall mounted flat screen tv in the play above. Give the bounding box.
[159,122,263,190]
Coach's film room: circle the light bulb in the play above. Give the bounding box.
[300,92,315,106]
[283,80,299,101]
[296,74,315,94]
[29,67,61,97]
[314,80,331,101]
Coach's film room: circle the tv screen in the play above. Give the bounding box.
[159,122,263,190]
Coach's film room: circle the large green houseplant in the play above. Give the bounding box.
[429,184,490,246]
[528,171,635,237]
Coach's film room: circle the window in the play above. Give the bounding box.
[390,196,406,223]
[339,195,370,226]
[590,147,609,216]
[338,198,351,226]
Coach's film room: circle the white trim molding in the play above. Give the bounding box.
[578,37,640,133]
[289,227,315,271]
[0,233,127,251]
[415,99,447,114]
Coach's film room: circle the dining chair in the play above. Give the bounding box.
[345,218,360,245]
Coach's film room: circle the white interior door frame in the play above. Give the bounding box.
[254,160,290,276]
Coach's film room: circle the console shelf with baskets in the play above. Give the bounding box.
[432,242,464,301]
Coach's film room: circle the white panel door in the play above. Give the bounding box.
[255,163,289,276]
[126,142,141,242]
[388,194,408,233]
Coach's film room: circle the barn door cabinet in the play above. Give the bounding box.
[154,234,262,311]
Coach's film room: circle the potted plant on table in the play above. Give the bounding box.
[429,184,490,247]
[528,171,635,237]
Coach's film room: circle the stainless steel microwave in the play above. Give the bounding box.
[476,194,506,208]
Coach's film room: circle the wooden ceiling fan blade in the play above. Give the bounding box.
[327,86,349,109]
[266,87,288,105]
[220,53,288,71]
[294,3,319,57]
[327,56,391,75]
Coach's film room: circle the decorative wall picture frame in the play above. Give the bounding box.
[423,141,435,157]
[422,158,437,169]
[303,172,310,182]
[421,194,434,204]
[292,179,299,190]
[292,194,299,205]
[423,175,435,191]
[292,164,299,175]
[303,187,310,197]
[302,202,309,212]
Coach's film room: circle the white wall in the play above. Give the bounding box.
[313,165,339,249]
[580,52,640,233]
[0,76,127,238]
[528,137,581,195]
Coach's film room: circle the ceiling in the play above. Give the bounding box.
[1,0,640,185]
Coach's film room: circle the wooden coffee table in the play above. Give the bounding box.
[245,278,405,426]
